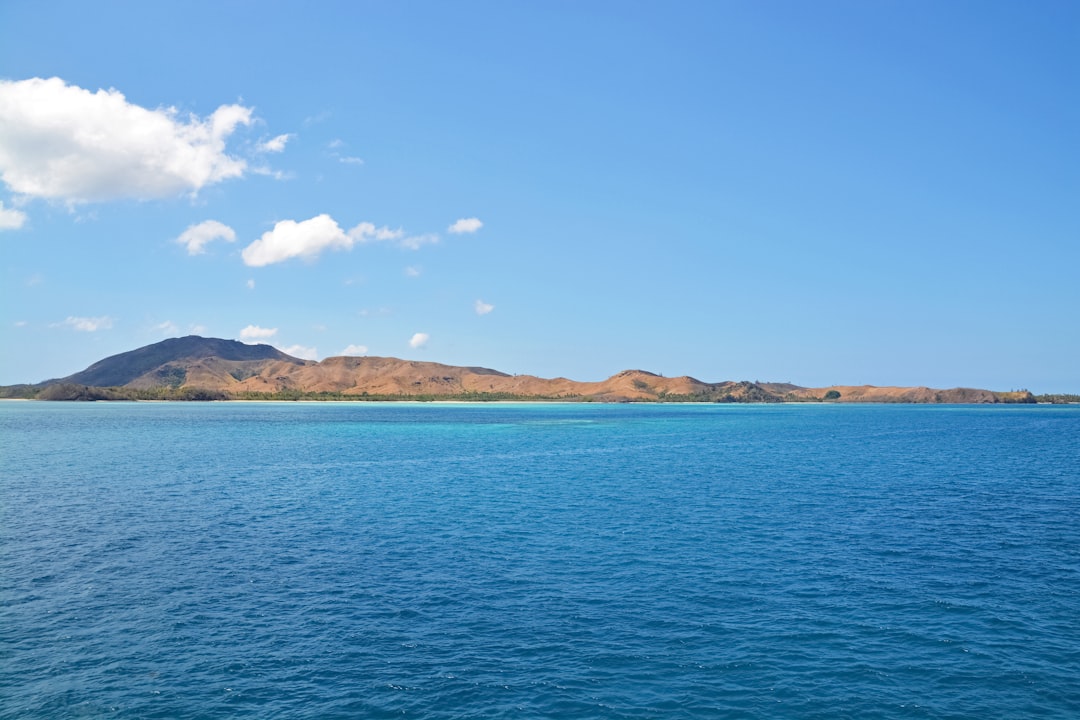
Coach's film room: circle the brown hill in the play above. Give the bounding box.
[8,336,1036,403]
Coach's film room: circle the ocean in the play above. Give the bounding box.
[2,402,1078,718]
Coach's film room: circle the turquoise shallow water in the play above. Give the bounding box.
[2,402,1078,718]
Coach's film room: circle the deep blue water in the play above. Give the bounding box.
[2,401,1078,719]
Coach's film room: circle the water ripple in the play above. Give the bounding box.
[2,403,1078,718]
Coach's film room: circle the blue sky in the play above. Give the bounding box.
[1,1,1077,392]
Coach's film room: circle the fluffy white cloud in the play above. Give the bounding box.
[58,315,114,332]
[239,324,277,340]
[258,133,292,153]
[340,344,369,356]
[242,214,350,267]
[0,200,27,229]
[277,344,318,360]
[448,217,483,234]
[176,220,236,255]
[241,215,421,266]
[409,332,429,349]
[0,77,254,203]
[474,299,494,316]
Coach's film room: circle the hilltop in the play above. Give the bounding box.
[0,336,1037,403]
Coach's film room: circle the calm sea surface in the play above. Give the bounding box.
[2,402,1078,718]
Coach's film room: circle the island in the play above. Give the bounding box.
[0,336,1044,403]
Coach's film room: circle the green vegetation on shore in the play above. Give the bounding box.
[0,383,1063,405]
[2,384,794,403]
[0,384,574,403]
[1034,393,1080,404]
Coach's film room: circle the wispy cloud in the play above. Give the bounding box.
[0,201,27,230]
[349,222,404,245]
[239,324,277,340]
[304,111,331,127]
[409,332,429,349]
[176,220,236,255]
[405,266,421,278]
[326,138,363,165]
[448,217,483,234]
[400,234,439,250]
[154,320,179,335]
[56,315,114,332]
[246,279,255,290]
[474,299,494,316]
[0,77,253,203]
[258,133,292,153]
[340,344,368,356]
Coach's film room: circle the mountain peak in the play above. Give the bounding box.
[59,335,302,388]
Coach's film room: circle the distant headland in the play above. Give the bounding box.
[0,335,1061,403]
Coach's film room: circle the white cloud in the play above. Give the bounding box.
[242,214,350,266]
[189,324,208,335]
[0,77,254,203]
[404,266,421,278]
[176,219,236,255]
[340,344,368,356]
[14,320,28,327]
[326,138,363,164]
[154,320,179,335]
[348,222,404,244]
[277,344,318,360]
[241,215,424,266]
[250,166,290,181]
[239,324,277,340]
[409,332,429,349]
[258,133,292,153]
[448,217,483,234]
[57,315,114,332]
[474,299,494,316]
[0,200,27,229]
[246,279,255,290]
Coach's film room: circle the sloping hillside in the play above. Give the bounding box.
[56,336,304,388]
[4,336,1037,403]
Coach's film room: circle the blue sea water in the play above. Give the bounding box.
[1,402,1078,719]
